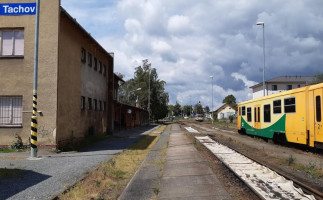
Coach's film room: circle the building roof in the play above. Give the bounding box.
[249,76,314,89]
[211,103,234,113]
[60,7,114,60]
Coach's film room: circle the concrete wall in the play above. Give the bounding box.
[56,11,113,145]
[0,0,60,146]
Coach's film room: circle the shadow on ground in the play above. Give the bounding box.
[0,168,51,199]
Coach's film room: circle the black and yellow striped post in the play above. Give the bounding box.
[31,90,38,157]
[31,0,40,158]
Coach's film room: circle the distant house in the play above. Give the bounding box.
[212,103,236,119]
[250,76,314,99]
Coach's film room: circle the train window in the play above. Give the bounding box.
[247,107,252,122]
[258,107,260,122]
[239,107,241,116]
[264,104,271,122]
[316,96,321,122]
[242,106,246,115]
[284,97,296,113]
[254,107,257,122]
[273,100,281,114]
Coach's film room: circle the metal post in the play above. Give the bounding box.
[211,76,214,127]
[31,0,40,158]
[148,65,151,124]
[262,24,266,96]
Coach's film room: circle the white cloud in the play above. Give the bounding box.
[167,15,191,35]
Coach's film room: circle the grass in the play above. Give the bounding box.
[0,147,27,153]
[57,125,166,200]
[284,158,323,177]
[0,168,23,178]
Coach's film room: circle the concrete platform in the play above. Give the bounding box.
[158,126,232,200]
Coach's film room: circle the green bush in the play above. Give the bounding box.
[11,134,24,149]
[229,115,234,123]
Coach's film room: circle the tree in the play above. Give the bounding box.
[309,73,323,85]
[118,59,169,121]
[222,94,237,108]
[173,102,182,116]
[205,106,210,113]
[168,105,174,116]
[183,105,193,116]
[194,102,204,114]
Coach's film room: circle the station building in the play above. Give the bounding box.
[0,0,122,147]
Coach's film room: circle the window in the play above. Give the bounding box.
[242,106,246,116]
[81,96,85,110]
[272,85,277,91]
[103,101,106,111]
[81,48,86,63]
[99,61,102,73]
[94,58,97,71]
[247,107,252,122]
[286,85,292,90]
[273,100,281,114]
[254,108,257,122]
[88,98,92,110]
[88,52,92,67]
[0,96,22,126]
[99,101,102,111]
[258,107,260,122]
[239,107,241,116]
[94,99,97,110]
[0,30,24,56]
[264,104,271,122]
[284,97,296,113]
[103,64,106,76]
[316,96,321,122]
[297,85,301,88]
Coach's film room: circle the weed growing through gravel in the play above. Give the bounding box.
[57,125,166,200]
[287,155,296,166]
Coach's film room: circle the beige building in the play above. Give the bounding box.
[213,103,236,119]
[0,0,114,147]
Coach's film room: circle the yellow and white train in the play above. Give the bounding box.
[237,82,323,149]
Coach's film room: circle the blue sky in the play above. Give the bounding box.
[61,0,323,110]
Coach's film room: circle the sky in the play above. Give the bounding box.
[61,0,323,110]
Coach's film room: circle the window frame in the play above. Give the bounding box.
[0,29,24,57]
[316,96,321,122]
[263,104,271,123]
[247,107,252,122]
[0,96,23,127]
[284,97,296,113]
[242,106,246,116]
[81,48,86,63]
[273,99,282,114]
[88,52,92,67]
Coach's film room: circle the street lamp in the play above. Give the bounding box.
[128,88,141,103]
[256,21,266,96]
[210,76,214,127]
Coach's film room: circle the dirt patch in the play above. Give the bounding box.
[184,122,323,195]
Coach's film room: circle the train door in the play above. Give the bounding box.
[314,88,323,143]
[254,105,261,129]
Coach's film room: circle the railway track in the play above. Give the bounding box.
[195,135,322,200]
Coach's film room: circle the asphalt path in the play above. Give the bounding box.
[0,126,156,200]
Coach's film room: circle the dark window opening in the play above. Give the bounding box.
[264,104,271,122]
[81,96,85,110]
[257,107,260,122]
[94,99,97,110]
[284,97,296,113]
[88,98,92,110]
[286,85,292,90]
[242,106,246,116]
[88,53,92,67]
[254,108,257,122]
[272,85,277,91]
[81,48,86,63]
[247,107,252,122]
[273,100,281,114]
[94,58,97,70]
[316,96,321,122]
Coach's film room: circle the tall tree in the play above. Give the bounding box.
[118,59,169,120]
[222,94,237,108]
[183,105,193,116]
[194,102,204,114]
[173,102,182,116]
[168,105,174,116]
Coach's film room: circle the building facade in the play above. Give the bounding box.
[250,76,314,99]
[0,1,114,147]
[212,103,236,119]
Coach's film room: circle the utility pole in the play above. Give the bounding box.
[31,0,40,158]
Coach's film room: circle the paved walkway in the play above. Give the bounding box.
[158,124,232,200]
[0,126,157,200]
